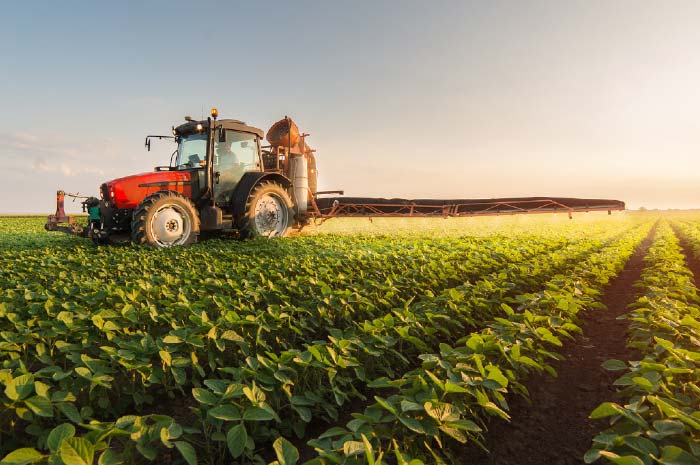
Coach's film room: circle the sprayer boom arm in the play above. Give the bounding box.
[313,196,625,219]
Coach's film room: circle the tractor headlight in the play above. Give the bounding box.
[196,123,203,132]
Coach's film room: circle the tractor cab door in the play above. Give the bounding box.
[213,129,261,205]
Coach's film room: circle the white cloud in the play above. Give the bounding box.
[2,131,112,178]
[0,131,140,212]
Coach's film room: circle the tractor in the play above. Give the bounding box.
[47,109,316,247]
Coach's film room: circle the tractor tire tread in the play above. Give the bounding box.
[130,191,200,246]
[237,181,293,239]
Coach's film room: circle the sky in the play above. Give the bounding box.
[1,0,699,213]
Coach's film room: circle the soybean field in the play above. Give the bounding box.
[2,213,700,465]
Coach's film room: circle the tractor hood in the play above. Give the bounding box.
[102,170,194,209]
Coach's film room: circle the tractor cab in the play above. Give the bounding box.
[171,117,265,205]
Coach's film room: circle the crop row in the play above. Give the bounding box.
[0,228,619,464]
[3,232,575,356]
[300,221,654,464]
[181,222,653,464]
[585,221,700,465]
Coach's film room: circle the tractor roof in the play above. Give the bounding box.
[218,119,264,138]
[174,118,264,138]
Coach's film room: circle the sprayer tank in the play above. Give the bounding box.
[290,154,308,214]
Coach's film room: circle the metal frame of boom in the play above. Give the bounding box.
[308,196,624,222]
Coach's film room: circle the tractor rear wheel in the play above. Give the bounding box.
[131,191,200,247]
[237,181,293,238]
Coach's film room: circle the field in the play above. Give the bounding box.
[2,212,700,465]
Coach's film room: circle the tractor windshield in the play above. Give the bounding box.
[176,133,207,169]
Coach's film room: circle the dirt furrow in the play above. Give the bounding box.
[463,228,655,465]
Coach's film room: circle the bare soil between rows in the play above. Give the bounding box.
[462,227,655,465]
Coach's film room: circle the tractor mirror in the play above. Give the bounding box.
[145,138,151,151]
[218,129,226,143]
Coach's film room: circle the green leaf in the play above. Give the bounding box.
[446,420,481,432]
[136,444,157,461]
[174,442,197,465]
[24,396,53,418]
[273,437,299,465]
[649,396,700,430]
[5,374,34,401]
[589,402,622,419]
[601,359,628,371]
[208,404,241,421]
[242,406,275,421]
[0,448,43,465]
[191,388,218,406]
[486,365,508,388]
[374,396,397,416]
[400,400,424,412]
[444,381,468,393]
[653,419,685,436]
[59,438,95,465]
[423,370,445,391]
[398,416,426,434]
[584,449,601,464]
[74,367,92,379]
[58,403,82,423]
[97,449,122,465]
[448,288,463,301]
[598,451,645,465]
[318,427,350,439]
[292,405,312,423]
[47,423,76,453]
[226,424,247,458]
[221,330,244,343]
[632,376,654,390]
[624,436,658,456]
[658,446,700,465]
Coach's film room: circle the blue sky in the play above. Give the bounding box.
[1,1,699,212]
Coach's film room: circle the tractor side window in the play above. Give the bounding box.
[176,134,207,169]
[213,130,260,203]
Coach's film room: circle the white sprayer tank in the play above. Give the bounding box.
[290,154,308,214]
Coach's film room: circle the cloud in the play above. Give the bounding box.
[2,131,109,177]
[0,130,158,212]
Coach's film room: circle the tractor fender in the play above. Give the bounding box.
[231,172,293,219]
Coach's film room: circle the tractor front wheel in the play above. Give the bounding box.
[131,191,200,247]
[237,181,293,238]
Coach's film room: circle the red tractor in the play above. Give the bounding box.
[47,109,317,247]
